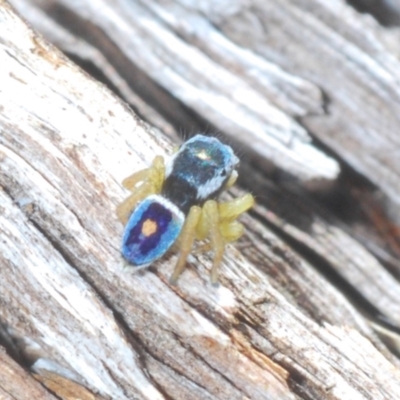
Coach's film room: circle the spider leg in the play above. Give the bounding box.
[116,181,155,224]
[217,193,254,245]
[116,155,166,224]
[218,193,254,221]
[170,205,202,284]
[224,170,238,189]
[122,168,151,190]
[202,200,225,284]
[197,194,254,283]
[219,220,244,242]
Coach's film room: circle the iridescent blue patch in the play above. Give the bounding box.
[162,135,239,213]
[170,135,238,191]
[122,195,184,266]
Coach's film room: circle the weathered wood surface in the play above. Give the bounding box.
[1,341,103,399]
[1,0,400,399]
[0,348,58,400]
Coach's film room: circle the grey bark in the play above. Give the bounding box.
[1,0,400,399]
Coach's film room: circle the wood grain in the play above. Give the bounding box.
[1,0,400,399]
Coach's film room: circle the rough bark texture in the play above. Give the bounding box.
[1,0,400,399]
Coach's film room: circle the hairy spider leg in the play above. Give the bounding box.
[219,193,254,222]
[195,193,254,246]
[116,156,165,224]
[224,170,238,189]
[167,171,239,253]
[171,193,254,284]
[203,200,225,284]
[169,205,202,284]
[219,194,254,241]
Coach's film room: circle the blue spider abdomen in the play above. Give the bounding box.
[122,195,185,266]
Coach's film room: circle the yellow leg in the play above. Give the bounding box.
[218,193,254,221]
[122,169,151,191]
[224,170,238,189]
[219,220,244,242]
[202,200,225,284]
[198,194,253,283]
[116,156,166,225]
[195,203,210,241]
[116,181,155,224]
[170,205,202,284]
[122,156,165,191]
[169,193,255,283]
